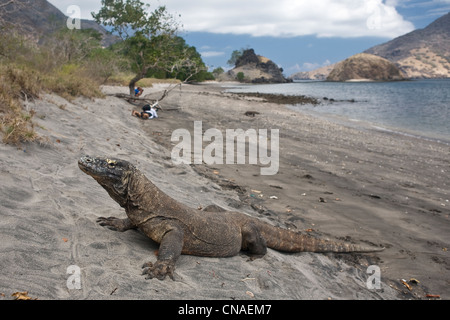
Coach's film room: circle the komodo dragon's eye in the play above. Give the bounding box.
[106,159,117,168]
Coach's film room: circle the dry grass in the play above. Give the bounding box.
[0,63,104,145]
[43,65,104,101]
[0,110,38,145]
[0,65,39,144]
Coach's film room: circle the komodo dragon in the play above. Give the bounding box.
[78,156,383,280]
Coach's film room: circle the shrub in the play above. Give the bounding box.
[237,72,245,82]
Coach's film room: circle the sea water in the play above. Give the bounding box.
[226,79,450,144]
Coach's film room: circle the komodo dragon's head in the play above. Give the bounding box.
[78,156,134,207]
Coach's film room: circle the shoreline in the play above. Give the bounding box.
[288,105,450,147]
[224,79,450,145]
[0,82,448,300]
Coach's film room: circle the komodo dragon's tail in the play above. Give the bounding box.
[258,221,384,253]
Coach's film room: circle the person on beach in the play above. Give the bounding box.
[134,86,143,97]
[132,104,158,120]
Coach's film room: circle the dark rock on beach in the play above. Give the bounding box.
[233,92,319,105]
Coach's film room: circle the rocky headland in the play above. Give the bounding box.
[326,53,406,82]
[225,49,291,84]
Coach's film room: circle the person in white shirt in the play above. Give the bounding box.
[132,104,158,119]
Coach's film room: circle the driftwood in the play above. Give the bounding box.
[108,93,155,105]
[108,83,183,111]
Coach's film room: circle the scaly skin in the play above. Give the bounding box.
[78,156,383,280]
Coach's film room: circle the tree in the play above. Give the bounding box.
[43,28,102,64]
[159,36,210,82]
[227,49,244,67]
[92,0,183,95]
[212,67,224,77]
[86,47,128,84]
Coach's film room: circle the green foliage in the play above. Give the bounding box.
[59,63,79,75]
[236,72,245,82]
[227,49,244,67]
[212,67,224,76]
[194,70,215,82]
[86,47,129,84]
[92,0,159,39]
[93,0,208,91]
[150,36,211,82]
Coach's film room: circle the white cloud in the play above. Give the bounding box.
[163,0,415,38]
[200,51,226,58]
[287,64,302,74]
[49,0,415,38]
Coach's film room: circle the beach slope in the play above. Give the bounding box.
[0,83,448,300]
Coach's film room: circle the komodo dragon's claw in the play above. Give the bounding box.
[97,217,122,231]
[97,216,136,232]
[142,261,175,280]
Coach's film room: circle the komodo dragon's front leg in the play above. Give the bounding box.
[140,219,185,280]
[97,215,184,280]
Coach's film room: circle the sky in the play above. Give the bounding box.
[49,0,450,75]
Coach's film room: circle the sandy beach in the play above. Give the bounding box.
[0,82,448,300]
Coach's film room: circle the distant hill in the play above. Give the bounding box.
[292,12,450,80]
[1,0,119,46]
[365,12,450,78]
[221,49,290,83]
[326,53,405,82]
[289,64,335,81]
